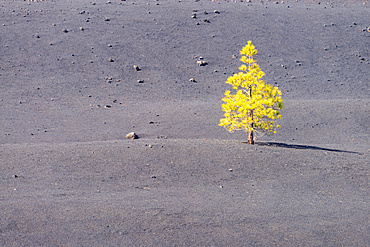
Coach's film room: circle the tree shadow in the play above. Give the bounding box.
[254,142,360,154]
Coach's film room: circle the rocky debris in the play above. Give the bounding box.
[156,135,167,139]
[104,105,111,108]
[214,10,220,14]
[106,77,114,83]
[133,65,141,71]
[126,132,138,140]
[204,19,210,23]
[137,80,144,83]
[189,78,196,82]
[108,58,114,62]
[63,28,68,33]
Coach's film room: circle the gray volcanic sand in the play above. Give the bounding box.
[0,0,369,246]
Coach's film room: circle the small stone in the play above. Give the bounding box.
[189,78,196,82]
[367,27,370,32]
[151,175,156,178]
[108,58,114,62]
[133,65,140,71]
[197,60,208,66]
[104,17,110,21]
[229,169,233,172]
[203,19,210,23]
[126,132,138,139]
[219,185,223,188]
[13,175,18,178]
[104,105,111,108]
[63,28,68,33]
[107,44,112,47]
[214,10,220,14]
[79,27,84,31]
[137,80,144,83]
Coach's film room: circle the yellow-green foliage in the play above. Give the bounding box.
[219,41,283,135]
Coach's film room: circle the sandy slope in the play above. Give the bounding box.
[0,0,369,246]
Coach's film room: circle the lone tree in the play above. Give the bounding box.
[219,41,283,144]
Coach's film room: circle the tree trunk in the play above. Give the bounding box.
[247,129,254,144]
[246,86,254,144]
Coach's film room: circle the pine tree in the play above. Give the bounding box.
[219,41,283,144]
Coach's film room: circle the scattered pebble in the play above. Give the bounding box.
[133,65,140,71]
[104,17,110,21]
[63,28,68,33]
[204,19,210,23]
[104,105,111,108]
[189,78,196,82]
[214,10,220,14]
[108,58,114,62]
[137,79,144,83]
